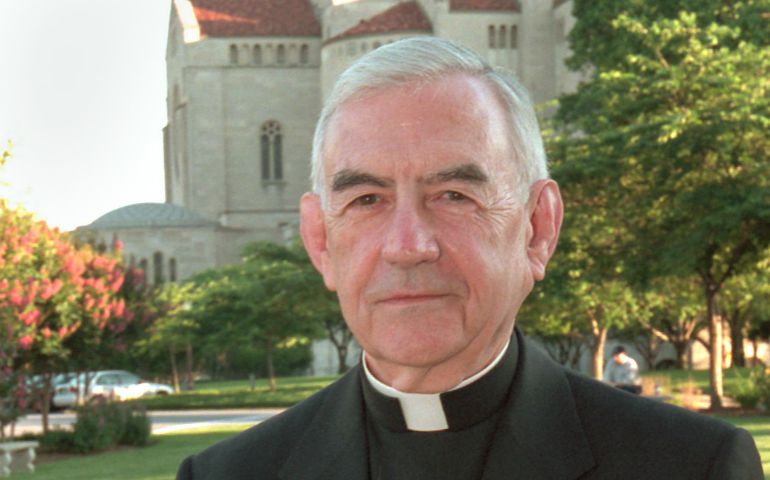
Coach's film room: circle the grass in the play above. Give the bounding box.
[12,416,770,479]
[641,367,756,396]
[12,424,248,480]
[120,368,757,410]
[128,375,339,410]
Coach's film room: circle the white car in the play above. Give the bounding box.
[52,370,173,408]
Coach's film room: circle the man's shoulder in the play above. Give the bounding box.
[562,369,760,477]
[177,370,356,480]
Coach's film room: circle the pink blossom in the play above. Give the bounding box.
[40,278,63,301]
[109,276,124,293]
[18,335,33,350]
[9,281,24,307]
[20,309,41,326]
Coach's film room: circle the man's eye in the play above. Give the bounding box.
[443,191,468,202]
[352,194,380,206]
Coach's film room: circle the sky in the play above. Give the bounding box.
[0,0,172,231]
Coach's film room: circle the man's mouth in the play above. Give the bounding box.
[376,293,449,305]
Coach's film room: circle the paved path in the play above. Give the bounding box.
[12,409,284,436]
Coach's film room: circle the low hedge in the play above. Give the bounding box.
[40,402,151,454]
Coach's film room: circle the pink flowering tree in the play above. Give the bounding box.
[0,200,136,432]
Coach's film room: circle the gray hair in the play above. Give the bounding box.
[311,36,548,205]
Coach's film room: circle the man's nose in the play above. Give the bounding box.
[381,203,440,267]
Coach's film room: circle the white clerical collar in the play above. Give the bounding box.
[362,340,510,432]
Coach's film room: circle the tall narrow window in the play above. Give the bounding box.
[498,26,507,49]
[253,44,262,65]
[299,44,309,64]
[229,44,238,64]
[169,258,178,282]
[277,44,286,65]
[510,25,518,49]
[260,121,283,181]
[153,251,164,285]
[488,26,496,48]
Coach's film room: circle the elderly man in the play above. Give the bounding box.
[177,37,762,480]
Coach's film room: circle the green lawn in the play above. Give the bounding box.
[14,425,248,480]
[119,369,757,410]
[13,416,770,479]
[641,367,755,396]
[130,375,339,409]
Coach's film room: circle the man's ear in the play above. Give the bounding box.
[300,192,336,291]
[526,179,563,281]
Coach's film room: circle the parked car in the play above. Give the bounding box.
[52,370,173,408]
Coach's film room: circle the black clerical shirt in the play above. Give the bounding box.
[361,337,518,480]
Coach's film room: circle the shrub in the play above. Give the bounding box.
[121,405,151,446]
[39,429,76,453]
[731,378,762,409]
[728,368,770,410]
[69,402,152,453]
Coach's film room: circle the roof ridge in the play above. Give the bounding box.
[326,1,432,45]
[189,0,321,38]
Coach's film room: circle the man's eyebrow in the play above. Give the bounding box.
[425,163,489,184]
[331,169,392,192]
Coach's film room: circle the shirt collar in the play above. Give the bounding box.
[361,337,517,432]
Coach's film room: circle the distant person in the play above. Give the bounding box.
[177,37,762,480]
[604,345,642,394]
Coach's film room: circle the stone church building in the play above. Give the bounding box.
[82,0,581,373]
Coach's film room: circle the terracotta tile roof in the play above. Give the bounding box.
[327,1,432,44]
[189,0,321,37]
[449,0,520,12]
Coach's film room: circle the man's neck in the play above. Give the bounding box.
[363,336,510,394]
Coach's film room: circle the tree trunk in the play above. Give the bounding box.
[730,319,746,368]
[672,341,689,370]
[707,291,723,409]
[590,323,608,380]
[336,344,349,374]
[265,340,276,391]
[752,339,759,367]
[40,372,52,434]
[185,342,195,390]
[170,345,181,392]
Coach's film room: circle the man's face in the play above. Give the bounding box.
[302,74,560,390]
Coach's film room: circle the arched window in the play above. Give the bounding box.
[498,26,507,49]
[488,26,496,49]
[510,25,518,48]
[169,258,178,282]
[253,44,262,65]
[276,44,286,65]
[260,120,283,181]
[229,44,238,65]
[153,251,164,285]
[299,44,309,64]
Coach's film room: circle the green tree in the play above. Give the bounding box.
[190,243,324,390]
[142,282,198,392]
[720,262,770,367]
[243,241,352,374]
[555,2,770,408]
